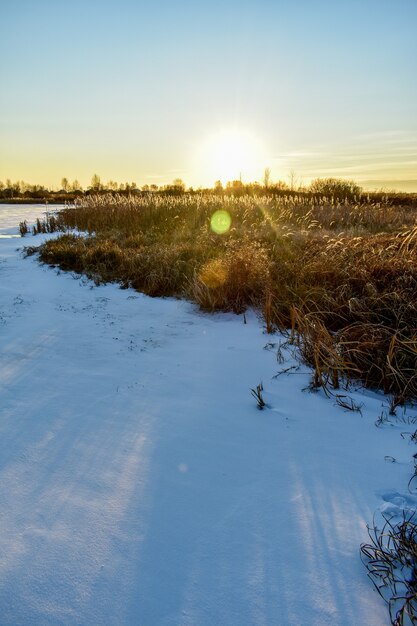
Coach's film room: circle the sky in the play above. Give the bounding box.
[0,0,416,191]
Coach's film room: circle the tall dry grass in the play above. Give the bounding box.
[37,192,417,400]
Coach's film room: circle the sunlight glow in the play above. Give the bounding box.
[199,130,265,184]
[199,259,228,289]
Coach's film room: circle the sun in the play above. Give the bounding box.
[198,130,265,185]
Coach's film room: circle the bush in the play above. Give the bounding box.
[309,177,362,199]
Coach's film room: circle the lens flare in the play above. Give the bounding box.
[210,209,231,235]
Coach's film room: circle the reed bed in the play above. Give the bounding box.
[36,192,417,401]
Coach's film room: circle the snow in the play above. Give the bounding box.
[0,206,416,625]
[0,203,64,235]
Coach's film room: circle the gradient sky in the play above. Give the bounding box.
[1,0,416,190]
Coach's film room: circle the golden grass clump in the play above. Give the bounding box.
[191,240,270,313]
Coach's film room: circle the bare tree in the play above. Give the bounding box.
[263,167,271,189]
[288,169,299,191]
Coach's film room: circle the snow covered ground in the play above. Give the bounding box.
[1,207,416,625]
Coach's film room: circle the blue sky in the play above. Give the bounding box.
[1,0,416,189]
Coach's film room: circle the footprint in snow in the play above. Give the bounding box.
[378,490,417,518]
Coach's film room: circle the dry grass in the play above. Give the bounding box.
[36,192,417,400]
[361,513,417,626]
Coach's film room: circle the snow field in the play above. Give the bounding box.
[0,210,416,625]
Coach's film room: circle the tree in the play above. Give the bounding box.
[288,170,299,191]
[273,180,289,191]
[172,178,185,191]
[90,173,102,191]
[226,179,244,191]
[106,180,118,191]
[224,180,245,196]
[309,177,362,199]
[214,180,223,192]
[165,178,185,194]
[263,167,271,189]
[72,179,82,191]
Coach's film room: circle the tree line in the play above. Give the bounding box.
[1,172,409,203]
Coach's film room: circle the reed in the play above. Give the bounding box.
[37,192,417,400]
[361,512,417,626]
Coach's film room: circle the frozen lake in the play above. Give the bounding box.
[0,203,65,235]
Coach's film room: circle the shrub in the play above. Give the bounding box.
[309,177,362,199]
